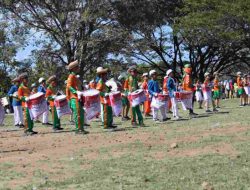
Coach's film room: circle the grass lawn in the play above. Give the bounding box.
[0,98,250,190]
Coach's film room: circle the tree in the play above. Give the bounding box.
[0,0,130,80]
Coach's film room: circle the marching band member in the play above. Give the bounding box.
[195,80,203,109]
[46,75,63,131]
[141,73,151,116]
[203,72,217,112]
[31,83,38,94]
[243,74,249,105]
[66,60,88,134]
[163,71,172,114]
[182,64,198,116]
[18,73,37,135]
[167,69,180,120]
[118,75,130,121]
[237,72,245,107]
[213,72,220,108]
[38,77,51,125]
[148,70,167,122]
[126,65,144,127]
[96,67,117,129]
[8,77,24,127]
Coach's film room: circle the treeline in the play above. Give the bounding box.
[0,0,249,91]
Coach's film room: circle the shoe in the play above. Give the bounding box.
[139,123,145,127]
[24,130,38,135]
[42,123,53,126]
[213,108,218,112]
[75,129,89,134]
[239,104,244,107]
[131,122,138,127]
[110,125,117,128]
[15,124,19,127]
[84,124,90,126]
[124,116,131,120]
[216,106,220,109]
[53,127,64,131]
[189,112,198,116]
[122,117,128,121]
[172,117,180,121]
[206,110,212,113]
[19,124,24,128]
[162,118,168,122]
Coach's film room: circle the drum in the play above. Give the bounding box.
[175,91,193,110]
[82,89,101,120]
[54,95,71,118]
[27,92,47,119]
[1,97,9,107]
[157,94,169,102]
[109,91,122,116]
[129,89,146,107]
[244,86,250,95]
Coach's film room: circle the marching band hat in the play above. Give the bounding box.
[96,67,108,74]
[142,73,148,77]
[38,77,45,83]
[166,69,173,76]
[12,77,20,83]
[237,71,242,76]
[149,70,157,76]
[67,60,79,70]
[19,72,28,80]
[204,72,210,77]
[47,75,57,84]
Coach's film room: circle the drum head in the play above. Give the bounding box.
[29,92,44,99]
[54,95,66,101]
[82,89,100,96]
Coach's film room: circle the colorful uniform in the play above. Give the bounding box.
[141,80,151,115]
[202,80,212,103]
[127,75,143,125]
[18,84,33,132]
[237,77,244,95]
[8,85,23,126]
[163,76,172,111]
[148,79,167,121]
[66,72,84,131]
[213,79,220,99]
[46,85,60,129]
[96,78,113,128]
[195,82,203,101]
[167,77,179,118]
[182,73,195,113]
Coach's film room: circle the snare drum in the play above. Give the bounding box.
[54,95,68,108]
[129,89,146,107]
[157,94,169,102]
[28,92,45,107]
[82,89,100,107]
[109,91,122,116]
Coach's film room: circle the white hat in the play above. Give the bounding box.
[76,75,80,78]
[142,73,148,77]
[204,72,210,77]
[166,69,173,76]
[83,80,87,83]
[149,70,157,76]
[38,77,45,83]
[96,67,108,74]
[118,75,124,81]
[237,72,242,76]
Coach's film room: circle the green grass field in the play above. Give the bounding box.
[0,99,250,190]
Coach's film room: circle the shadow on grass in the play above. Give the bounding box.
[0,149,28,154]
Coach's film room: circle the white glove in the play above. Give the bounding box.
[105,93,109,97]
[154,93,158,97]
[163,91,167,95]
[25,97,29,102]
[76,91,82,96]
[52,95,56,99]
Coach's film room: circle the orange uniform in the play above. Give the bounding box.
[213,79,219,91]
[18,84,31,107]
[182,74,194,92]
[237,77,243,88]
[66,73,80,100]
[141,80,151,115]
[45,86,56,107]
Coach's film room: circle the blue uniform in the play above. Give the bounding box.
[8,85,21,106]
[148,79,161,97]
[167,77,177,98]
[38,85,46,93]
